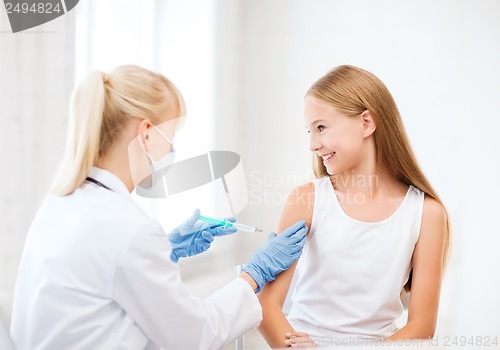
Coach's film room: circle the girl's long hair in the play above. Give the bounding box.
[50,65,185,196]
[308,65,450,292]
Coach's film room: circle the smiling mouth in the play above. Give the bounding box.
[321,152,335,162]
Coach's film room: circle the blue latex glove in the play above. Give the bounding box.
[168,209,237,263]
[242,220,308,292]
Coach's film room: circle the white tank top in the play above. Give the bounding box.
[287,177,425,341]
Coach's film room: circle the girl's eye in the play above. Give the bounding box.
[317,125,325,132]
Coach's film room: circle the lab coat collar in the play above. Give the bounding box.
[88,167,131,196]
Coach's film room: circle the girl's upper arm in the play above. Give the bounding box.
[406,196,447,335]
[258,182,315,306]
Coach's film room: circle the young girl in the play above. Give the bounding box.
[257,65,450,348]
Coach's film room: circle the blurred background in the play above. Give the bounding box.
[1,0,500,349]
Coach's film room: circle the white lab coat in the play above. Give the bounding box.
[10,167,262,350]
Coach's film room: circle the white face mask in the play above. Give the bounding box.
[138,125,176,189]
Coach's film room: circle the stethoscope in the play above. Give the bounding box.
[85,177,113,192]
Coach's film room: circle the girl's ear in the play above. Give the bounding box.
[361,110,376,138]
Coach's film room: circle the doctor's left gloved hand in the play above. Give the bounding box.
[168,209,237,263]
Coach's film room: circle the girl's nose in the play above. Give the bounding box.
[309,135,321,152]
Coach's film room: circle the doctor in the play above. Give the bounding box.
[10,65,308,350]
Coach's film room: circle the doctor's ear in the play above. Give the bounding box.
[360,110,376,138]
[136,119,153,149]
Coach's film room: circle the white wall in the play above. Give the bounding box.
[231,0,500,337]
[0,9,75,323]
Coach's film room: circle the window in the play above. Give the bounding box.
[75,0,217,231]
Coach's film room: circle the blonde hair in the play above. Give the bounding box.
[307,65,450,292]
[50,65,186,196]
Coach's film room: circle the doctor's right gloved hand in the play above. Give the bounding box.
[242,220,308,293]
[168,209,237,263]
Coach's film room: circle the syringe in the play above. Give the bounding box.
[199,215,263,232]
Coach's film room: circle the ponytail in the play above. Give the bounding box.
[50,65,185,196]
[50,71,106,195]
